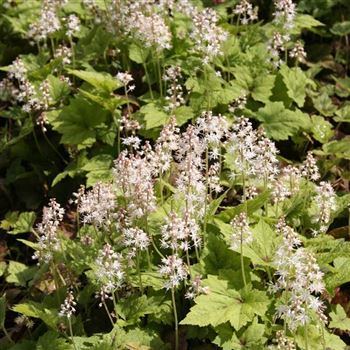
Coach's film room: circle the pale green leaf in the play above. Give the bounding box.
[251,75,276,103]
[140,103,169,129]
[310,115,334,143]
[256,102,310,140]
[173,105,194,126]
[322,138,350,160]
[6,261,37,287]
[51,96,109,146]
[67,69,122,94]
[8,212,36,235]
[329,305,350,331]
[331,21,350,36]
[280,65,308,107]
[180,276,270,330]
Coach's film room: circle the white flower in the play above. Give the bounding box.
[159,255,188,290]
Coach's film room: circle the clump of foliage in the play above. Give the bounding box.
[0,0,350,349]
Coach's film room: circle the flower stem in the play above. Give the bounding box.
[240,235,247,287]
[136,251,144,293]
[68,317,77,350]
[171,288,179,350]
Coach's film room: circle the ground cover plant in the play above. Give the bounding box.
[0,0,350,349]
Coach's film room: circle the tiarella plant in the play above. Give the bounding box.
[0,0,350,349]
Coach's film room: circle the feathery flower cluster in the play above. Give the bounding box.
[59,290,76,318]
[95,244,124,294]
[113,151,156,219]
[78,182,116,227]
[28,0,66,41]
[314,181,337,233]
[159,254,188,290]
[119,2,172,52]
[164,66,185,112]
[228,93,247,113]
[289,41,307,62]
[300,152,320,181]
[185,275,210,299]
[190,8,228,64]
[230,212,253,249]
[54,45,73,65]
[123,227,150,251]
[273,0,296,30]
[233,0,259,25]
[269,330,296,350]
[228,118,279,186]
[267,32,289,68]
[272,218,326,331]
[117,72,134,88]
[152,116,180,173]
[65,14,81,37]
[32,198,64,264]
[160,211,201,252]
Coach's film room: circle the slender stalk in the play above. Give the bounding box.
[2,326,14,345]
[102,300,115,327]
[136,251,144,293]
[143,62,154,100]
[151,235,165,259]
[304,324,309,350]
[171,288,179,350]
[156,54,163,97]
[41,128,68,164]
[111,292,119,321]
[240,234,247,287]
[68,317,77,350]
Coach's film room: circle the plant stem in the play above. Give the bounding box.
[136,251,144,293]
[143,62,154,100]
[304,324,309,350]
[2,326,14,345]
[157,54,163,97]
[102,300,114,327]
[171,288,179,350]
[68,317,77,350]
[240,234,247,287]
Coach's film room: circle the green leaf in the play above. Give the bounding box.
[7,212,36,235]
[173,105,194,126]
[129,43,148,64]
[37,331,71,350]
[51,96,109,147]
[322,138,350,160]
[331,21,350,36]
[329,305,350,331]
[312,91,337,116]
[47,75,70,103]
[292,14,324,34]
[251,75,276,103]
[243,219,277,266]
[0,294,6,327]
[67,69,122,94]
[12,302,58,329]
[334,104,350,122]
[180,276,270,330]
[81,154,113,187]
[6,261,37,287]
[295,325,346,350]
[256,102,310,140]
[216,191,270,222]
[280,65,308,107]
[325,257,350,292]
[310,115,334,143]
[140,103,169,129]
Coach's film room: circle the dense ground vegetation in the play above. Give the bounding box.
[0,0,350,349]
